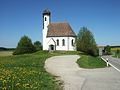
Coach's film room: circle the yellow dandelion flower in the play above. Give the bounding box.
[23,83,30,88]
[0,77,3,81]
[2,87,6,90]
[16,83,20,86]
[2,80,7,84]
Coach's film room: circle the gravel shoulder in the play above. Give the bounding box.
[45,55,120,90]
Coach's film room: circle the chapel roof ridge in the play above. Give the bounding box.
[50,22,69,24]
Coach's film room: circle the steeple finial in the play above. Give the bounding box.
[43,9,51,15]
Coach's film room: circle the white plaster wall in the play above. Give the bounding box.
[54,37,68,51]
[43,30,48,50]
[43,15,50,50]
[46,37,76,51]
[68,37,76,51]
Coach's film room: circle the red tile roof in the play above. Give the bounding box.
[47,22,76,37]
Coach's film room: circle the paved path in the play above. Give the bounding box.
[102,56,120,72]
[45,55,120,90]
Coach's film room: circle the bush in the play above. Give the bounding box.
[13,35,36,55]
[34,41,42,51]
[105,45,111,55]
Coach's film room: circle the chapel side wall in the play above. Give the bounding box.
[46,37,76,51]
[68,37,76,51]
[46,37,68,51]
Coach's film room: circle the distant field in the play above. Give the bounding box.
[0,51,13,56]
[111,48,120,58]
[111,48,120,51]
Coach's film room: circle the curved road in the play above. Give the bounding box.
[45,55,120,90]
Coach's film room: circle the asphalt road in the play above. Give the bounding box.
[102,56,120,72]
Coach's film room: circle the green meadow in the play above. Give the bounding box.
[0,51,62,90]
[0,50,107,90]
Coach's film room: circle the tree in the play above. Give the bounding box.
[34,41,42,51]
[77,27,98,56]
[13,35,36,55]
[104,45,111,55]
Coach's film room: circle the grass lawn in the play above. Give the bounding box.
[49,51,80,56]
[77,55,106,69]
[0,51,63,90]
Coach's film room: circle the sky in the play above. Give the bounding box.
[0,0,120,48]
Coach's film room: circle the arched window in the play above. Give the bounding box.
[62,39,65,46]
[71,39,74,46]
[45,17,47,21]
[56,39,59,46]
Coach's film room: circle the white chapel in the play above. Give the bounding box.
[42,9,76,51]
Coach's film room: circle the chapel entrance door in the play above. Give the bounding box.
[49,45,54,51]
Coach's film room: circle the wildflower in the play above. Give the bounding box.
[2,80,7,84]
[16,83,20,86]
[0,77,3,81]
[2,87,6,90]
[23,83,30,88]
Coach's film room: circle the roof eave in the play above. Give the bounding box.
[47,35,76,37]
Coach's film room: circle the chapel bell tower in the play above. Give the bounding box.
[42,9,51,50]
[43,9,51,29]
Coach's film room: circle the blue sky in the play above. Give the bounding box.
[0,0,120,48]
